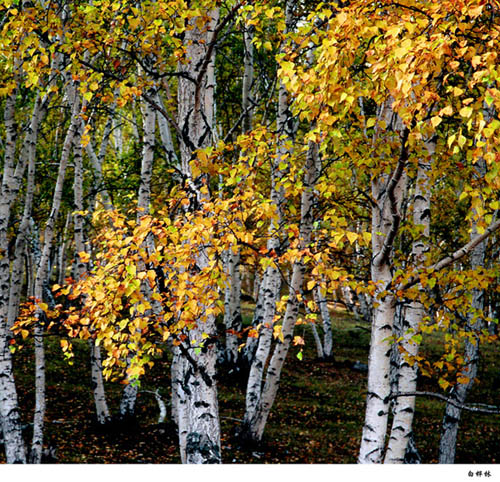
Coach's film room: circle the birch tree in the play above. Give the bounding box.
[222,16,256,369]
[384,138,434,463]
[0,89,28,464]
[119,92,157,420]
[358,104,408,463]
[172,5,222,464]
[438,102,495,463]
[243,134,320,442]
[242,0,296,442]
[74,109,112,426]
[30,82,81,464]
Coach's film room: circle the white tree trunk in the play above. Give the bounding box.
[384,138,434,463]
[119,92,157,420]
[174,7,222,464]
[242,0,297,442]
[314,283,334,359]
[438,155,488,464]
[30,86,81,463]
[85,116,114,212]
[245,137,318,442]
[242,275,264,367]
[310,321,325,359]
[359,102,408,463]
[154,91,179,167]
[56,214,71,286]
[223,250,242,366]
[0,329,26,463]
[0,102,26,461]
[241,22,254,133]
[7,127,37,331]
[0,88,48,463]
[73,113,111,426]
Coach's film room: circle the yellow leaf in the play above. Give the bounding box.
[346,232,358,244]
[438,378,450,390]
[273,325,284,343]
[459,106,473,118]
[79,251,90,263]
[440,105,453,117]
[430,116,442,128]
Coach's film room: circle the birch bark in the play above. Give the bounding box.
[222,21,255,368]
[0,128,26,466]
[438,157,488,464]
[73,112,111,426]
[384,138,434,463]
[313,283,334,359]
[173,7,222,464]
[358,101,408,464]
[6,114,38,331]
[245,137,318,442]
[223,250,242,366]
[242,0,296,442]
[119,92,156,420]
[30,86,81,463]
[0,87,48,463]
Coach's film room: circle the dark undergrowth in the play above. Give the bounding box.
[1,307,499,464]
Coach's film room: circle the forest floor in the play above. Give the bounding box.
[3,305,500,464]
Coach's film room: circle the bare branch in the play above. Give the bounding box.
[389,391,500,415]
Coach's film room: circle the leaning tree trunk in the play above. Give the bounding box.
[241,275,265,367]
[438,153,488,464]
[221,12,256,370]
[6,112,38,332]
[244,135,318,442]
[82,110,118,424]
[358,101,408,464]
[384,137,434,463]
[223,250,242,366]
[241,0,296,443]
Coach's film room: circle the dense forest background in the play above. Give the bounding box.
[0,0,500,464]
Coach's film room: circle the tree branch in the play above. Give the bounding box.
[399,213,500,290]
[389,391,500,415]
[375,127,409,266]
